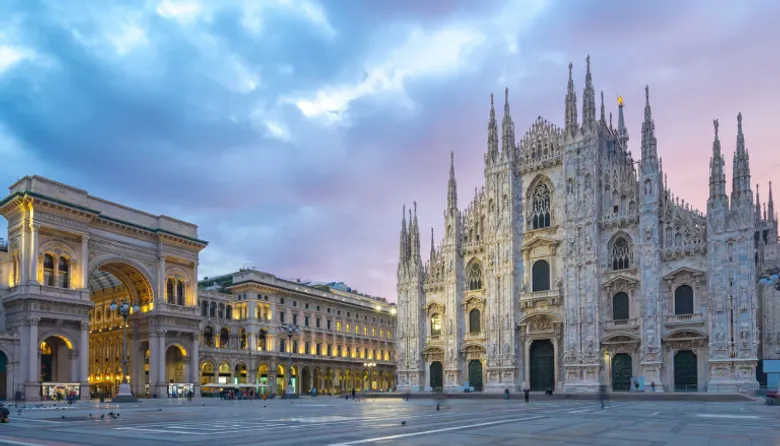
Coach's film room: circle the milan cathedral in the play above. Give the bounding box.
[396,56,773,393]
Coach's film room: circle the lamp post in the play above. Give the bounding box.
[280,323,300,399]
[363,362,376,392]
[110,299,140,403]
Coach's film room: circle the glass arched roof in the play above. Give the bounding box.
[89,270,123,293]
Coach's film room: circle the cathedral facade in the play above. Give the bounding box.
[396,57,774,393]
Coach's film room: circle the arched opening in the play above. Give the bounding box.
[226,305,233,320]
[429,362,443,391]
[611,237,631,270]
[430,313,442,336]
[674,350,698,391]
[611,353,632,391]
[204,326,215,347]
[466,260,483,290]
[612,292,629,321]
[166,279,175,304]
[176,280,185,306]
[530,183,552,229]
[201,300,208,316]
[88,261,155,397]
[239,328,247,350]
[209,302,216,318]
[40,336,75,400]
[219,328,230,349]
[257,364,269,393]
[469,309,481,334]
[164,345,186,385]
[529,339,554,391]
[468,359,483,391]
[43,254,55,286]
[200,361,215,386]
[257,330,267,351]
[301,366,311,394]
[0,350,7,400]
[58,257,70,288]
[674,285,694,315]
[234,363,247,384]
[532,260,550,292]
[218,362,232,384]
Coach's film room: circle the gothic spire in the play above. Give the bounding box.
[639,86,658,174]
[564,62,579,139]
[447,151,458,211]
[581,55,596,133]
[769,181,775,221]
[399,205,408,264]
[430,227,435,261]
[731,112,752,207]
[600,90,605,123]
[411,201,421,262]
[617,94,628,145]
[708,118,728,205]
[486,93,499,165]
[501,87,515,159]
[756,184,762,222]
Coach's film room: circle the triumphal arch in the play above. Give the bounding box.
[0,176,206,401]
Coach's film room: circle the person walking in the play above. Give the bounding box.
[523,387,530,403]
[351,388,356,400]
[650,381,656,392]
[598,385,607,409]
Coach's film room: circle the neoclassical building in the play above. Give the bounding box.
[0,176,395,401]
[396,57,773,393]
[196,271,396,396]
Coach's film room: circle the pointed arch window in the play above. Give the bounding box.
[167,279,175,304]
[201,300,208,317]
[531,260,550,292]
[58,257,70,288]
[43,254,55,286]
[612,292,629,320]
[176,280,185,306]
[209,301,216,318]
[466,261,483,291]
[611,237,631,270]
[531,183,552,229]
[430,313,442,336]
[469,309,481,334]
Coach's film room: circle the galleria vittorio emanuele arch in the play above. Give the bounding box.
[0,175,397,401]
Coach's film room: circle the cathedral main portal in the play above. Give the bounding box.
[529,340,555,391]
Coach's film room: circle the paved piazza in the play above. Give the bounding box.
[1,397,778,445]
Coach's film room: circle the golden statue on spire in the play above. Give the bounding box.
[617,95,624,106]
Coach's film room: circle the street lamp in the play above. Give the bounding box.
[110,299,140,403]
[363,362,376,392]
[280,323,300,399]
[758,267,780,291]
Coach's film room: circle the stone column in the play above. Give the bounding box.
[25,317,40,400]
[190,333,200,395]
[128,334,141,396]
[148,331,159,396]
[552,336,559,388]
[30,224,39,284]
[20,220,29,284]
[79,321,90,399]
[524,338,532,389]
[157,255,166,303]
[81,235,90,290]
[158,331,166,388]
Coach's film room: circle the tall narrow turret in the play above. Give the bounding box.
[486,94,499,165]
[564,63,579,140]
[639,86,658,174]
[501,88,515,160]
[581,55,596,133]
[708,119,728,207]
[731,113,753,208]
[756,184,762,222]
[399,205,408,266]
[448,152,458,212]
[411,202,421,265]
[617,95,629,146]
[769,181,775,221]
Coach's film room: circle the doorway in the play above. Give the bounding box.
[429,361,443,391]
[529,340,555,391]
[674,350,697,391]
[611,353,632,391]
[468,360,483,391]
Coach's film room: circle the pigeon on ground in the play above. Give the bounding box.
[401,421,406,426]
[100,414,105,420]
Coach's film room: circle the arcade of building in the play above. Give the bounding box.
[0,176,396,401]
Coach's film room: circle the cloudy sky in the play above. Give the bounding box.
[1,0,779,300]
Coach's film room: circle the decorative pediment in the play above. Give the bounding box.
[602,275,639,291]
[424,301,445,314]
[462,295,485,309]
[521,236,561,256]
[663,267,705,281]
[602,334,640,345]
[423,345,444,355]
[460,342,486,354]
[663,330,707,341]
